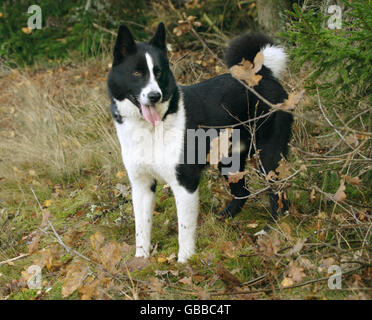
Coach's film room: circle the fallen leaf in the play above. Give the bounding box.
[115,183,130,197]
[43,199,53,208]
[21,26,32,34]
[219,241,235,258]
[297,257,315,270]
[157,254,167,264]
[334,179,347,203]
[281,277,294,288]
[62,260,89,297]
[115,171,125,179]
[276,158,291,179]
[216,263,241,290]
[265,170,278,182]
[342,175,361,186]
[40,209,50,228]
[310,189,316,202]
[277,238,306,257]
[125,256,149,272]
[90,232,105,251]
[28,234,40,254]
[318,257,336,273]
[179,277,193,285]
[257,234,281,258]
[227,170,248,184]
[287,261,306,283]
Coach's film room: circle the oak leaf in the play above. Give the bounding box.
[230,52,264,87]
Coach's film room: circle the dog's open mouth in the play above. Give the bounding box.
[140,104,161,127]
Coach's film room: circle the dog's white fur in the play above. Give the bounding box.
[115,87,198,263]
[262,45,287,79]
[139,53,163,106]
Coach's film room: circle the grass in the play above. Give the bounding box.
[0,41,371,300]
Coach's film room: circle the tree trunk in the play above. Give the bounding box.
[256,0,291,35]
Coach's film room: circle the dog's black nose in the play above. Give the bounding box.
[148,91,161,103]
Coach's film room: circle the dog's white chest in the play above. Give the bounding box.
[115,110,185,184]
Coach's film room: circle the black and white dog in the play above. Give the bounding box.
[107,23,293,263]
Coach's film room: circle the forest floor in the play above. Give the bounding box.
[0,46,371,300]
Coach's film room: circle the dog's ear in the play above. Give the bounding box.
[149,22,167,51]
[113,25,136,63]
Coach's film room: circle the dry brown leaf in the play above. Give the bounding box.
[276,158,291,179]
[63,230,84,247]
[62,260,89,297]
[216,263,241,290]
[125,256,149,272]
[310,189,316,202]
[173,15,201,36]
[334,179,347,203]
[34,246,64,271]
[28,234,41,254]
[281,277,294,288]
[287,261,306,283]
[227,170,248,184]
[265,170,278,182]
[342,175,361,186]
[98,241,123,273]
[318,257,336,273]
[297,257,315,270]
[43,199,53,208]
[230,52,264,87]
[257,234,281,257]
[179,277,193,285]
[280,222,293,240]
[90,231,105,251]
[40,209,50,228]
[277,238,306,258]
[149,276,164,293]
[219,241,235,258]
[275,90,305,111]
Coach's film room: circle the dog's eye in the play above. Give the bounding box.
[154,69,162,79]
[132,71,142,77]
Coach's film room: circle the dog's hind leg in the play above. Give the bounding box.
[218,147,250,218]
[258,113,292,219]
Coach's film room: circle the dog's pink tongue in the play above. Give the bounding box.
[140,105,161,126]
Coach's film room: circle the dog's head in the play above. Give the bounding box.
[107,22,177,126]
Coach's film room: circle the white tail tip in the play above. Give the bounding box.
[262,45,287,79]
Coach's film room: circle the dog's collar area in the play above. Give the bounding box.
[128,94,141,109]
[110,101,124,124]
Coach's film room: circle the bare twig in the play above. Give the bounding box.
[0,253,29,266]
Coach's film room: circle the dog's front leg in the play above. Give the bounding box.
[172,185,199,263]
[131,178,156,258]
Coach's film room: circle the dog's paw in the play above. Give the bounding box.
[217,207,233,218]
[135,249,150,259]
[217,199,245,218]
[177,250,194,264]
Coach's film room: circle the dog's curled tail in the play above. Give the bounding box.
[224,32,287,79]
